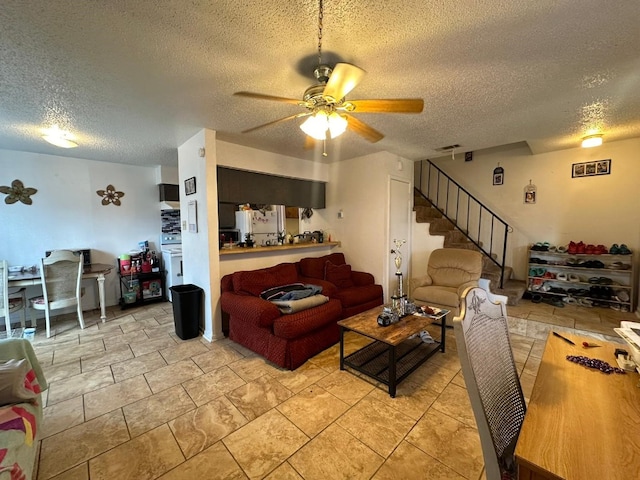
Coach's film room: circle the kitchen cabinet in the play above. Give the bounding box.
[117,259,166,309]
[527,248,634,311]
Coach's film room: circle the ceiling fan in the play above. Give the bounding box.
[234,0,424,149]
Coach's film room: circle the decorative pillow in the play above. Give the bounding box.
[324,261,354,288]
[0,359,38,406]
[299,253,346,279]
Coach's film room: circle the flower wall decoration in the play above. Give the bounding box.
[0,179,38,205]
[96,184,125,206]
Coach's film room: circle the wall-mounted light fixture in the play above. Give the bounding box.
[41,125,78,148]
[581,134,603,148]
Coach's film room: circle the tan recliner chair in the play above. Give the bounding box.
[411,248,483,321]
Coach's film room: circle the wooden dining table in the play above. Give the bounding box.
[515,331,640,480]
[8,263,114,326]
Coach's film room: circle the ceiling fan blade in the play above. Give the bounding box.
[234,91,302,105]
[241,112,311,134]
[345,114,384,143]
[347,99,424,113]
[323,63,365,102]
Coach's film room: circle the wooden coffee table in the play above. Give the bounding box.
[338,306,448,397]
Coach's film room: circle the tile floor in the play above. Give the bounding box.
[15,299,632,480]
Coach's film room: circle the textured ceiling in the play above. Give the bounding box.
[1,1,639,166]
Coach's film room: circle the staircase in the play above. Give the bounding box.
[414,191,527,305]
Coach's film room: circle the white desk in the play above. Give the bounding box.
[8,263,114,326]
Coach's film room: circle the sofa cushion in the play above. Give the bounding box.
[334,284,383,308]
[412,285,459,308]
[324,262,354,288]
[233,263,299,296]
[299,253,345,279]
[273,299,342,339]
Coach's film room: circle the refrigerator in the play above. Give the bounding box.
[235,206,285,245]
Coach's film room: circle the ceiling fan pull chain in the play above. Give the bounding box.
[317,0,323,66]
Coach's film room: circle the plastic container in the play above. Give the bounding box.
[169,284,203,340]
[123,291,137,304]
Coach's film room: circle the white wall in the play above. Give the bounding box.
[423,138,640,283]
[0,148,161,310]
[178,130,219,341]
[300,151,413,300]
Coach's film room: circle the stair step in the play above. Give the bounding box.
[485,279,527,306]
[414,206,442,221]
[414,195,431,207]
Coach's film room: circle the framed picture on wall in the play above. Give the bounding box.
[185,177,196,195]
[572,159,611,178]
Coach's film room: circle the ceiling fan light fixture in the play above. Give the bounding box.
[327,112,347,138]
[300,110,348,140]
[41,125,78,148]
[581,134,603,148]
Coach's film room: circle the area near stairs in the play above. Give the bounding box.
[413,191,527,305]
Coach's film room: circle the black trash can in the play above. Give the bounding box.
[169,284,203,340]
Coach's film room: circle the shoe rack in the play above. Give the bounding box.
[527,248,635,311]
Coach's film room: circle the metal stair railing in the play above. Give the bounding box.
[416,159,512,288]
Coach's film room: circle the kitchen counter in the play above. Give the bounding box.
[219,241,341,256]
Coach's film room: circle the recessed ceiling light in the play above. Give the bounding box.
[581,134,603,148]
[42,125,78,148]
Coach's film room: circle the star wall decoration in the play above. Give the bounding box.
[0,179,38,205]
[96,184,125,206]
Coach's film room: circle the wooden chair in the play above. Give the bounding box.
[453,286,526,480]
[30,250,85,338]
[0,260,29,337]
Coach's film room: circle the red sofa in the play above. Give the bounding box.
[220,253,383,369]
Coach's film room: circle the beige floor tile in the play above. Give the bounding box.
[520,372,537,403]
[451,370,466,389]
[227,356,284,382]
[428,348,461,372]
[525,319,555,340]
[315,370,375,405]
[405,362,459,394]
[529,339,547,358]
[159,341,209,364]
[337,396,416,457]
[226,375,293,421]
[119,317,160,334]
[169,396,248,459]
[158,442,248,480]
[48,463,89,480]
[372,440,466,480]
[89,424,184,480]
[110,351,167,383]
[288,423,383,480]
[263,462,302,480]
[42,395,85,439]
[506,316,528,336]
[153,313,176,326]
[406,409,483,479]
[271,362,331,393]
[431,383,476,428]
[277,385,350,437]
[144,358,203,393]
[80,343,133,372]
[123,384,196,437]
[129,335,177,357]
[84,375,152,420]
[190,344,246,373]
[366,379,439,421]
[46,366,114,405]
[523,354,542,377]
[223,409,309,479]
[144,323,176,338]
[42,359,81,383]
[182,365,246,406]
[52,339,105,364]
[102,330,150,348]
[38,409,130,480]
